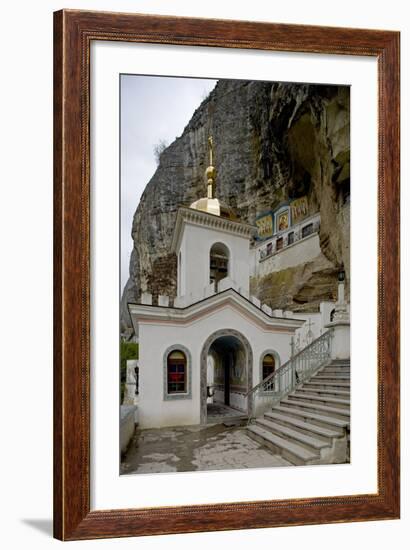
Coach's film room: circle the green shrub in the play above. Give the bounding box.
[120,341,139,401]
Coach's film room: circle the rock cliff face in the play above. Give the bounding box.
[121,80,350,330]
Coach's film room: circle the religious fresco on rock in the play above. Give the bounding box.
[256,212,274,240]
[277,211,290,232]
[291,196,309,224]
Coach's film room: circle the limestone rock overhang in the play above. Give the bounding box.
[170,206,256,254]
[128,288,305,335]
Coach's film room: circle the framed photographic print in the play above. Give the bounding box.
[54,9,400,540]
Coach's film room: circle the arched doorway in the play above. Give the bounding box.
[200,329,253,424]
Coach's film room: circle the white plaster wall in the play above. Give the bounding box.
[255,233,321,278]
[138,306,295,428]
[284,303,337,355]
[206,354,215,403]
[249,247,258,277]
[330,323,350,360]
[138,322,200,428]
[290,303,337,345]
[120,405,138,453]
[212,388,247,412]
[229,391,247,411]
[294,312,322,345]
[213,389,247,412]
[211,389,247,412]
[177,222,251,302]
[178,234,187,297]
[320,301,336,327]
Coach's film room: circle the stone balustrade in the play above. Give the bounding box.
[141,292,153,305]
[158,295,169,307]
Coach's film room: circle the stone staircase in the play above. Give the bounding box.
[247,359,350,466]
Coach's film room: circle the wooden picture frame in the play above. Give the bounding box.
[53,9,400,541]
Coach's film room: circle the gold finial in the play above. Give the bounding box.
[189,134,221,216]
[206,136,216,199]
[208,136,213,165]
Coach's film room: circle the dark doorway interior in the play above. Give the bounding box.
[207,335,247,423]
[223,354,230,405]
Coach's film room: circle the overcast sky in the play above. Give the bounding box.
[120,75,218,292]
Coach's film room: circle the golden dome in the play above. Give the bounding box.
[189,197,238,220]
[206,165,216,181]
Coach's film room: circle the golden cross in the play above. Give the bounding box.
[208,136,213,166]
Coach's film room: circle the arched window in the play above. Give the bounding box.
[210,242,229,291]
[262,353,275,380]
[167,350,187,394]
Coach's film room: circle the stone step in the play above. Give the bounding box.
[314,374,350,380]
[281,398,350,419]
[288,392,350,408]
[329,360,350,365]
[265,411,342,440]
[304,381,350,391]
[321,368,351,374]
[309,381,350,389]
[255,417,330,452]
[315,369,350,375]
[272,405,349,432]
[321,369,350,374]
[295,387,350,398]
[247,424,319,465]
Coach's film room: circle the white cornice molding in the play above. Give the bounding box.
[171,207,255,253]
[128,288,305,332]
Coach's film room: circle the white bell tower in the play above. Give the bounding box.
[170,137,254,307]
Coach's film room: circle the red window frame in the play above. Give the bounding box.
[167,352,187,394]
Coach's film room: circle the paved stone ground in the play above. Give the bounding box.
[121,424,291,475]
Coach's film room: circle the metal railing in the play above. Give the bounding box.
[246,328,333,421]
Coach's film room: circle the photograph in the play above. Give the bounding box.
[0,0,404,546]
[119,75,351,475]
